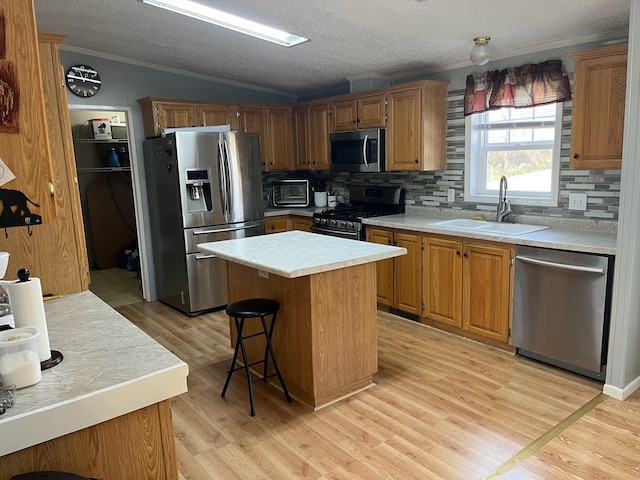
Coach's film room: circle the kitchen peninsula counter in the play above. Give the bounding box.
[199,231,406,409]
[0,291,188,479]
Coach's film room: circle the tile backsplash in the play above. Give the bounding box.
[264,88,621,221]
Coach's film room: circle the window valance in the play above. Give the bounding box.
[464,59,571,116]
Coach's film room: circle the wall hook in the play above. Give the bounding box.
[3,228,7,239]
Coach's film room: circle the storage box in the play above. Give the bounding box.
[91,118,112,140]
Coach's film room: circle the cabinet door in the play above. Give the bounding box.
[197,104,239,130]
[265,107,293,171]
[265,216,289,234]
[309,103,331,170]
[570,44,627,170]
[290,216,312,232]
[424,236,463,328]
[386,89,422,171]
[239,107,267,169]
[156,103,197,131]
[357,94,386,129]
[394,232,422,315]
[367,227,394,306]
[330,99,357,131]
[293,106,311,169]
[462,243,512,343]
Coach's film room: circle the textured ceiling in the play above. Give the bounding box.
[34,0,630,96]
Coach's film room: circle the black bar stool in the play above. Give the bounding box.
[221,298,292,416]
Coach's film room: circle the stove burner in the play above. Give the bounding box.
[311,186,405,240]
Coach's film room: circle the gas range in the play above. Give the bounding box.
[311,186,404,240]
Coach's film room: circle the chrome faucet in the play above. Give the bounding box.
[496,175,512,222]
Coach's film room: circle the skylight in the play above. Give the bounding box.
[141,0,309,47]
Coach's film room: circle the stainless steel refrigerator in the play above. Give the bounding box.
[144,130,264,315]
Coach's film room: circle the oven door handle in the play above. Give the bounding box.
[362,134,369,167]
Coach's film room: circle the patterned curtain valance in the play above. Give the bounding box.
[463,59,571,116]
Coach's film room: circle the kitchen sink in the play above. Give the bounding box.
[429,218,488,229]
[430,218,548,235]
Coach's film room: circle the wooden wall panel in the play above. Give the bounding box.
[0,33,89,294]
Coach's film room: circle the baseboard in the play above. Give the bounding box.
[603,374,640,400]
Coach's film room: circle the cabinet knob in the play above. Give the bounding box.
[463,252,468,258]
[352,119,356,124]
[414,159,419,163]
[456,250,461,256]
[573,153,579,159]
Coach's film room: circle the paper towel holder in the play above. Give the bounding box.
[15,268,63,370]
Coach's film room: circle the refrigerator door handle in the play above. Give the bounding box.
[223,139,232,219]
[195,253,218,260]
[192,223,262,235]
[218,140,229,222]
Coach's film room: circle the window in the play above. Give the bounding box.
[464,103,562,206]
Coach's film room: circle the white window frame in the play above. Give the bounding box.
[464,103,563,207]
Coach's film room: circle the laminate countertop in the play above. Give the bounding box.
[198,230,406,278]
[364,213,616,255]
[0,291,189,457]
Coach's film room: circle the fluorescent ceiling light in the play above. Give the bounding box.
[141,0,309,47]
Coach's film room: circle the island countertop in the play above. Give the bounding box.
[198,230,407,278]
[0,291,189,457]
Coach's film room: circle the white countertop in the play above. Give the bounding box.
[364,213,617,255]
[198,230,406,278]
[0,291,189,457]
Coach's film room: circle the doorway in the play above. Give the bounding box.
[68,106,145,307]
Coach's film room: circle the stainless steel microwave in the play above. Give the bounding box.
[272,179,310,207]
[330,128,385,173]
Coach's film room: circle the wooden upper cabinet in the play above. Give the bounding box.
[569,44,627,170]
[239,106,266,169]
[293,106,311,169]
[264,107,293,171]
[0,2,56,225]
[309,103,331,170]
[197,104,239,130]
[386,83,447,171]
[139,98,197,137]
[330,93,386,131]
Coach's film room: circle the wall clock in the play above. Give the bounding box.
[65,65,102,97]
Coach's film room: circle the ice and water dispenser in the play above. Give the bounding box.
[185,169,212,212]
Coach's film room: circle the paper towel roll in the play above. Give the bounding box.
[8,277,51,362]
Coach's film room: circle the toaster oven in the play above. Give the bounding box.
[272,180,310,207]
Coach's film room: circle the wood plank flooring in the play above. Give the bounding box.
[117,301,638,479]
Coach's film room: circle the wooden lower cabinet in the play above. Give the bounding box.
[423,234,513,343]
[265,216,289,233]
[367,227,421,316]
[290,216,312,232]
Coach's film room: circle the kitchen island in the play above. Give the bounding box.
[0,291,188,480]
[198,230,406,409]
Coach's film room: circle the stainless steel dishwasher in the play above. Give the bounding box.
[512,245,614,380]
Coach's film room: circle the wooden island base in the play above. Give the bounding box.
[0,400,178,480]
[227,261,378,409]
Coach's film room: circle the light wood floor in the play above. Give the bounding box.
[117,301,640,479]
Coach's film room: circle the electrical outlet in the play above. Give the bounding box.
[568,193,587,211]
[447,188,455,202]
